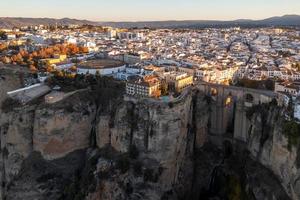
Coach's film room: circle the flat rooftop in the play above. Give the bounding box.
[78,59,125,69]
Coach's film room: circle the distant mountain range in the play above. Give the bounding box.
[99,15,300,28]
[0,17,98,29]
[0,15,300,29]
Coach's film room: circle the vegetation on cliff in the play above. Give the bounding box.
[283,120,300,151]
[1,97,21,113]
[234,78,275,91]
[47,73,123,92]
[246,97,300,151]
[47,74,125,107]
[246,99,278,120]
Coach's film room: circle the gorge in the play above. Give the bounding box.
[0,67,300,200]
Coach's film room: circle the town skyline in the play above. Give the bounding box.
[1,0,300,21]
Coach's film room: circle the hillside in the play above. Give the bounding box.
[0,15,299,29]
[99,15,300,28]
[0,17,98,28]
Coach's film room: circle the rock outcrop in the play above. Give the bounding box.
[82,90,209,199]
[0,67,31,199]
[33,90,96,160]
[0,67,298,200]
[247,104,300,200]
[0,68,211,200]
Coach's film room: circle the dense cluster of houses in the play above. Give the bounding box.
[1,25,300,98]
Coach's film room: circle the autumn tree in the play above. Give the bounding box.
[67,44,79,55]
[2,42,90,71]
[0,31,5,39]
[11,53,23,64]
[152,89,161,98]
[29,65,38,72]
[31,51,38,58]
[70,66,77,72]
[79,46,89,54]
[1,56,11,64]
[45,65,54,73]
[0,43,8,52]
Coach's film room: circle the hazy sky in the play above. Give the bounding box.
[0,0,300,21]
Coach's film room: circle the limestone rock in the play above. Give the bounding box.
[33,91,96,160]
[247,106,300,200]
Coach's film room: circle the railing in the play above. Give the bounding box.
[124,86,193,105]
[7,83,43,95]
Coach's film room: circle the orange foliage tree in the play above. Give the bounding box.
[0,43,8,52]
[2,43,89,71]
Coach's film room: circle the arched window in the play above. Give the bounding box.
[225,93,233,106]
[210,88,218,96]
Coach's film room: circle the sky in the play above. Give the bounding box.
[0,0,300,21]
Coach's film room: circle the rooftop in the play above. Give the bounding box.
[128,75,160,87]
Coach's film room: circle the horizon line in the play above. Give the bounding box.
[0,14,299,23]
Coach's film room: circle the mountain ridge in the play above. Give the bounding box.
[98,14,300,28]
[0,17,98,28]
[0,15,299,29]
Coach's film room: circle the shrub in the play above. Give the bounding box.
[125,182,133,195]
[1,98,20,113]
[65,104,75,113]
[143,168,161,183]
[116,155,130,174]
[283,120,300,151]
[129,145,139,159]
[36,173,57,183]
[246,103,271,120]
[235,79,274,91]
[226,175,242,200]
[133,161,143,176]
[143,168,154,182]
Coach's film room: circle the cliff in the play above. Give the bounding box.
[0,89,96,199]
[87,90,210,199]
[0,68,299,200]
[247,103,300,200]
[33,90,96,160]
[0,68,211,199]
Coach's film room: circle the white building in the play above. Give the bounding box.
[77,59,126,75]
[275,82,299,96]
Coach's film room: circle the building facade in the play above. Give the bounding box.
[126,76,161,97]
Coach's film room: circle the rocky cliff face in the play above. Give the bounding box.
[0,67,211,200]
[0,67,30,200]
[0,67,299,200]
[88,91,210,199]
[0,106,35,198]
[247,104,300,200]
[0,67,24,107]
[0,89,96,199]
[33,90,96,160]
[192,103,299,200]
